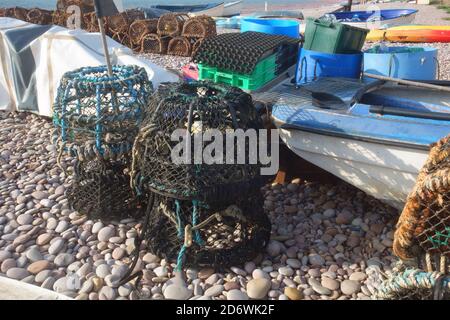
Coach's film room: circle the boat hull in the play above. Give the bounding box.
[223,1,243,17]
[278,128,428,210]
[150,3,225,17]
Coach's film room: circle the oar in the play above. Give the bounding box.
[363,73,450,93]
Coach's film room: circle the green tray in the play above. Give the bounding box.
[303,17,369,54]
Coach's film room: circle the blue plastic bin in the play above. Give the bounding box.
[296,49,363,85]
[363,46,438,81]
[241,18,300,38]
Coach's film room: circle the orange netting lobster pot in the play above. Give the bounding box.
[157,13,189,37]
[394,134,450,273]
[182,15,217,38]
[129,19,159,47]
[11,7,29,21]
[107,9,145,35]
[141,34,171,54]
[52,10,72,27]
[167,36,192,57]
[191,38,205,57]
[26,8,53,25]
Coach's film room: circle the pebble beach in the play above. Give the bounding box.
[0,2,449,300]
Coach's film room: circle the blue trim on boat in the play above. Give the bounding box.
[331,9,418,22]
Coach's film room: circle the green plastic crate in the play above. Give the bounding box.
[198,53,280,91]
[303,17,369,54]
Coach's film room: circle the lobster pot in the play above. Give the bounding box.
[141,34,170,54]
[53,10,71,28]
[143,192,271,268]
[129,19,159,46]
[131,81,264,203]
[364,46,438,81]
[157,13,189,37]
[167,37,192,57]
[27,8,53,25]
[52,65,153,162]
[111,32,133,49]
[83,12,102,32]
[67,157,143,222]
[182,15,217,38]
[107,9,145,35]
[56,0,95,14]
[394,135,450,269]
[12,7,29,21]
[191,38,204,58]
[0,8,10,17]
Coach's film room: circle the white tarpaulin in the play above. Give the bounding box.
[0,17,179,117]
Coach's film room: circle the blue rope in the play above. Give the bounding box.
[175,200,183,239]
[192,200,204,246]
[176,245,187,272]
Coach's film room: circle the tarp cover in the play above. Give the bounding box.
[0,17,179,117]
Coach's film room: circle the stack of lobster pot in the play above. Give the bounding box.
[52,65,153,222]
[128,81,271,272]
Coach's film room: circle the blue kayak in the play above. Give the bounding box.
[331,9,418,22]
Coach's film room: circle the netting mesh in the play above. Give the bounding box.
[26,8,53,25]
[167,36,192,57]
[52,65,153,163]
[143,192,271,269]
[11,7,29,21]
[157,13,189,37]
[129,19,158,46]
[182,15,217,38]
[140,34,170,54]
[82,12,101,33]
[394,135,450,263]
[130,81,264,202]
[67,157,143,222]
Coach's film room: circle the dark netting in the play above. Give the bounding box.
[191,38,204,58]
[129,19,158,47]
[52,65,153,163]
[140,34,170,54]
[83,12,102,32]
[167,36,192,57]
[53,10,71,27]
[112,32,133,49]
[12,7,29,21]
[157,13,189,37]
[130,81,265,203]
[182,15,216,38]
[26,8,53,25]
[144,192,271,269]
[67,157,144,222]
[192,31,300,75]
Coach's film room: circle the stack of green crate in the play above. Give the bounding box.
[198,53,280,91]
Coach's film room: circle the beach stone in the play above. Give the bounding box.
[92,222,103,234]
[266,240,281,257]
[79,278,94,294]
[6,267,29,280]
[285,287,303,300]
[17,214,33,225]
[27,260,51,274]
[97,227,115,242]
[204,285,224,297]
[99,286,116,300]
[142,253,159,264]
[48,239,64,255]
[1,258,16,273]
[278,266,294,277]
[308,254,325,266]
[321,277,340,291]
[244,261,256,274]
[323,209,336,218]
[154,266,168,278]
[341,280,361,295]
[32,191,48,200]
[205,274,219,285]
[309,278,331,295]
[13,234,31,246]
[26,247,43,262]
[247,278,271,299]
[227,289,249,300]
[336,211,353,225]
[54,253,74,267]
[54,185,65,196]
[164,284,192,300]
[55,220,69,233]
[92,277,104,291]
[224,281,240,291]
[0,250,12,263]
[286,259,301,269]
[349,272,367,282]
[36,233,52,246]
[41,277,56,290]
[40,199,54,208]
[252,269,270,280]
[118,284,132,297]
[112,247,125,260]
[96,264,111,278]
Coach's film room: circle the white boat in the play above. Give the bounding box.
[266,78,450,210]
[223,1,243,17]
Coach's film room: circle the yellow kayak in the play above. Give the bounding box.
[367,25,450,41]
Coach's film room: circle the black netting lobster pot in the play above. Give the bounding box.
[143,192,271,269]
[141,34,170,54]
[182,15,216,38]
[27,8,53,25]
[167,37,192,57]
[67,157,143,221]
[131,81,265,203]
[157,13,189,37]
[53,65,153,161]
